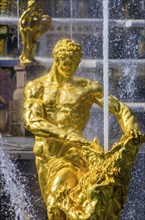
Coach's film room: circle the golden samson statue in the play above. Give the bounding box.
[19,0,52,65]
[23,39,145,220]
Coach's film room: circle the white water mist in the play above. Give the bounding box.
[0,134,34,220]
[103,0,109,151]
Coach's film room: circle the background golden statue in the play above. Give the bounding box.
[23,39,145,219]
[19,0,52,65]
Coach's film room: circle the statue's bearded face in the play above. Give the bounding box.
[56,56,81,79]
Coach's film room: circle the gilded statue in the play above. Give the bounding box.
[23,39,145,220]
[19,0,52,65]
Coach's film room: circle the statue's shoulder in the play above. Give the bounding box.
[73,77,91,87]
[74,77,103,91]
[24,74,49,98]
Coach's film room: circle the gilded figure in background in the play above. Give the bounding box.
[19,0,52,65]
[23,39,145,220]
[0,25,9,56]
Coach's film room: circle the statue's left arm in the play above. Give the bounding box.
[41,15,52,34]
[92,81,139,133]
[108,95,138,133]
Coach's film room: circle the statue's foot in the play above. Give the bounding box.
[22,59,32,63]
[19,58,33,66]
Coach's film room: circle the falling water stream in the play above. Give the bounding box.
[17,0,20,50]
[70,0,73,39]
[0,134,34,220]
[103,0,109,151]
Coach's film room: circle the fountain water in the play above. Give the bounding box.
[16,0,20,50]
[70,0,73,39]
[0,134,35,220]
[103,0,109,151]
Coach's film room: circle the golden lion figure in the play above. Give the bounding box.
[23,39,145,219]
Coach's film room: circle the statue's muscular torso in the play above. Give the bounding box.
[42,76,102,135]
[24,74,103,137]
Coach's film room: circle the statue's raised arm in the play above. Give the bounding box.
[93,89,139,133]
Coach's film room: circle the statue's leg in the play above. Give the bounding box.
[34,138,78,219]
[51,167,78,193]
[46,167,78,220]
[26,31,33,61]
[33,139,49,201]
[19,29,26,60]
[19,29,32,63]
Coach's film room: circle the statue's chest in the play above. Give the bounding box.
[43,84,85,108]
[58,86,85,106]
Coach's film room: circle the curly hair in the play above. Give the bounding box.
[53,39,82,62]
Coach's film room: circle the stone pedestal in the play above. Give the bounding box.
[10,65,26,136]
[0,109,8,132]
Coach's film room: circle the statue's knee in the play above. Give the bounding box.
[33,138,48,157]
[51,167,78,193]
